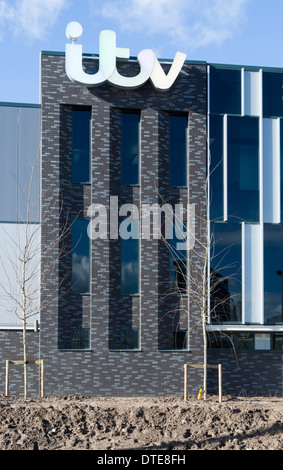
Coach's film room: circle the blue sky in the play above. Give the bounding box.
[0,0,283,104]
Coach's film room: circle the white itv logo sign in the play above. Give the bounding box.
[65,22,186,91]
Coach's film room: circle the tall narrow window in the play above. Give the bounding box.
[227,116,259,222]
[121,112,140,185]
[120,220,139,295]
[169,114,187,187]
[71,218,90,294]
[209,114,224,221]
[72,109,91,183]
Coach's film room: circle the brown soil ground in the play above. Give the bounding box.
[0,394,282,451]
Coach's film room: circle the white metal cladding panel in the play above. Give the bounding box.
[262,118,280,223]
[244,70,261,117]
[243,223,263,324]
[0,223,40,327]
[0,106,41,223]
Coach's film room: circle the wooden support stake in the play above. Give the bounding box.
[184,363,223,403]
[5,359,44,398]
[184,364,188,400]
[5,360,9,397]
[41,359,44,398]
[218,363,222,403]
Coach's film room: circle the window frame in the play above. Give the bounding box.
[169,330,188,350]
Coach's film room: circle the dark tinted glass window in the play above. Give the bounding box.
[169,331,188,349]
[169,114,187,187]
[210,68,241,115]
[209,115,223,221]
[263,72,283,118]
[264,224,283,324]
[210,223,242,324]
[208,332,253,350]
[274,334,283,350]
[227,116,259,222]
[121,112,140,185]
[72,109,91,183]
[120,329,139,349]
[120,220,139,295]
[71,218,90,293]
[70,329,90,350]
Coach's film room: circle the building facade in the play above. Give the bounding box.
[39,50,207,397]
[0,33,282,397]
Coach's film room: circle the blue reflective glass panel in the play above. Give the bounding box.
[209,115,223,221]
[281,120,283,223]
[71,219,90,293]
[72,109,91,183]
[263,72,283,118]
[227,116,259,222]
[121,112,140,185]
[210,68,241,115]
[210,223,242,324]
[120,220,139,294]
[264,225,283,324]
[169,115,187,187]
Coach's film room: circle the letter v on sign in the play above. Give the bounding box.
[65,22,186,91]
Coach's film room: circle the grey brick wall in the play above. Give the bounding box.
[0,330,40,397]
[40,52,207,397]
[207,350,283,397]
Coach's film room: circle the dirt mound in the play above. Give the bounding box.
[0,395,282,450]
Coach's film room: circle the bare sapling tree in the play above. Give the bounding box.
[0,157,72,398]
[157,162,241,400]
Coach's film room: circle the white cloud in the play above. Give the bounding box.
[0,0,69,41]
[96,0,250,51]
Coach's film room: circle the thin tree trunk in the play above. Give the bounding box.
[23,316,27,399]
[202,246,208,401]
[22,238,28,399]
